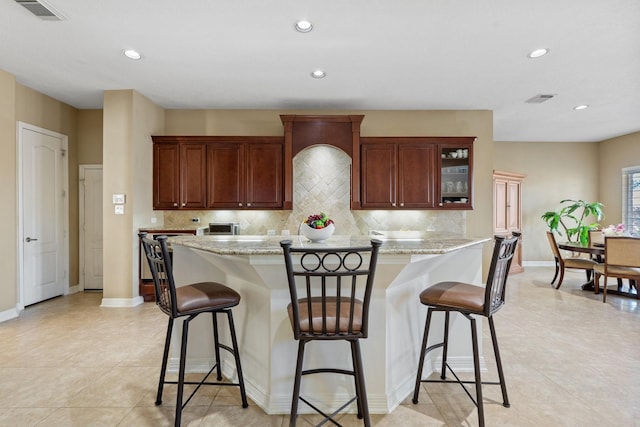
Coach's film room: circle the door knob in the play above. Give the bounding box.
[25,237,38,242]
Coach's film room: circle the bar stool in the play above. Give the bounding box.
[412,233,520,427]
[280,239,382,427]
[139,233,248,427]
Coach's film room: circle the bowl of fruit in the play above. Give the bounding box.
[300,213,335,242]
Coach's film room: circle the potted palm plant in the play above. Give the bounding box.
[541,199,604,245]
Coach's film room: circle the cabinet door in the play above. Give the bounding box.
[493,177,509,234]
[398,144,435,208]
[153,143,180,209]
[506,180,521,231]
[246,143,283,208]
[180,143,207,209]
[438,143,473,208]
[207,143,245,208]
[361,143,397,208]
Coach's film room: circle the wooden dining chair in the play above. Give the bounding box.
[593,236,640,303]
[546,231,598,289]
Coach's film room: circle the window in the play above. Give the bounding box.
[622,166,640,236]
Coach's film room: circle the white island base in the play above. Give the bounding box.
[168,235,487,415]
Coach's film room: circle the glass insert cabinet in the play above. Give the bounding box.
[439,142,473,208]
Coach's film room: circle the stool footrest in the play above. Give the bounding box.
[299,395,357,427]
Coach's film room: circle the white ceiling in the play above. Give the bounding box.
[1,0,639,142]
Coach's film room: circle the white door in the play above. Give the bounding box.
[19,123,68,306]
[80,165,103,290]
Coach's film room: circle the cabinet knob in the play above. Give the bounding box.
[400,203,404,207]
[238,203,243,207]
[181,203,186,207]
[247,203,251,207]
[391,203,396,207]
[439,203,443,207]
[173,203,178,207]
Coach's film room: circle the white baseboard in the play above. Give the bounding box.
[0,306,20,323]
[67,284,80,294]
[523,261,555,267]
[100,296,144,307]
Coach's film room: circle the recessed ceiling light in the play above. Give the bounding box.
[295,20,313,33]
[311,70,326,79]
[528,48,549,59]
[574,105,589,110]
[123,49,142,60]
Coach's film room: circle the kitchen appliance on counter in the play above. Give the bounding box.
[207,222,240,235]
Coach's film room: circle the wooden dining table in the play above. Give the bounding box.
[558,241,637,298]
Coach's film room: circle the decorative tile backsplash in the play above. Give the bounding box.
[163,145,465,235]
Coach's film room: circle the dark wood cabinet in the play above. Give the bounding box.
[180,143,207,209]
[360,138,437,209]
[152,139,206,209]
[152,136,284,210]
[153,142,180,209]
[437,140,474,209]
[246,142,283,208]
[207,143,244,208]
[206,140,283,209]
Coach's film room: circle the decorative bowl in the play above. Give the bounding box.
[300,222,335,242]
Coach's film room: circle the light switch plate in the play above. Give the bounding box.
[112,194,126,204]
[114,205,125,215]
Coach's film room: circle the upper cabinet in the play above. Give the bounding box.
[359,136,474,210]
[152,116,475,212]
[360,138,436,209]
[152,136,284,210]
[437,139,474,209]
[153,141,206,209]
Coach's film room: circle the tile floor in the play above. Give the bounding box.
[1,267,639,426]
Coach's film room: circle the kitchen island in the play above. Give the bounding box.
[167,233,490,414]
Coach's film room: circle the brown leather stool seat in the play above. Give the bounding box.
[140,233,248,427]
[175,282,240,314]
[412,233,520,427]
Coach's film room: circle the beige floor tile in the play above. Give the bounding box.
[35,407,131,426]
[1,268,639,426]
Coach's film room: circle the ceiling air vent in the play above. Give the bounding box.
[15,0,64,20]
[526,94,556,104]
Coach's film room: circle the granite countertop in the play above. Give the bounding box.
[139,225,207,232]
[167,233,491,256]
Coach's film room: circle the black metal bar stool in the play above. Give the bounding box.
[280,239,382,427]
[140,233,248,427]
[412,233,520,427]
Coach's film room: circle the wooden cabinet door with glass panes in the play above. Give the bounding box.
[438,141,473,208]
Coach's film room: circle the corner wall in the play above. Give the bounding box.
[0,69,17,316]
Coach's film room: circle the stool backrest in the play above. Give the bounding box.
[484,233,520,316]
[139,233,177,317]
[280,239,382,340]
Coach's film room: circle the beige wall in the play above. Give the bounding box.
[598,131,640,226]
[102,90,164,301]
[0,69,17,313]
[494,141,600,262]
[77,109,103,164]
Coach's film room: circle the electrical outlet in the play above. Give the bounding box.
[191,217,200,223]
[151,217,157,224]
